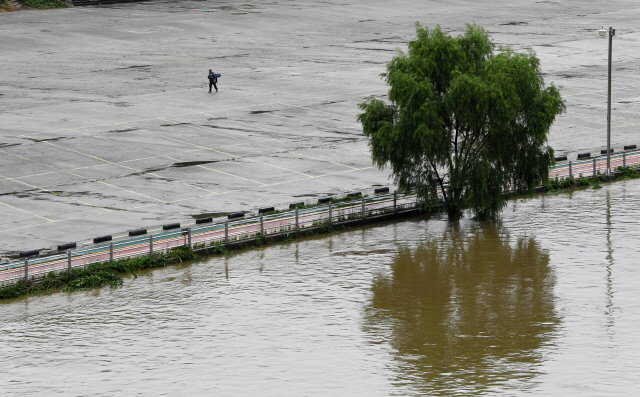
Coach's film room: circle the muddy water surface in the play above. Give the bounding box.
[2,181,640,396]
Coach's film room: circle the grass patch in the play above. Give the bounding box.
[22,0,66,9]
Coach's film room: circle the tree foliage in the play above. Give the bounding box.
[358,24,565,219]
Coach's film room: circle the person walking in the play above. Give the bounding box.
[208,69,218,93]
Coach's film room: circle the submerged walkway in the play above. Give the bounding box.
[3,146,639,286]
[549,149,640,179]
[0,192,417,284]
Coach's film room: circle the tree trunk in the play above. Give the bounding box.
[445,189,463,220]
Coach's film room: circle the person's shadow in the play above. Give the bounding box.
[364,222,559,395]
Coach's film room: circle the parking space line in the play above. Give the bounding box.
[0,164,378,234]
[269,147,358,170]
[564,110,594,117]
[0,200,54,223]
[7,92,370,138]
[1,93,379,237]
[563,99,605,107]
[148,165,375,204]
[74,126,220,195]
[115,123,269,186]
[151,119,312,178]
[29,132,218,196]
[556,121,597,130]
[279,101,346,118]
[171,121,314,178]
[95,181,169,203]
[251,113,369,156]
[0,169,113,212]
[158,118,247,143]
[136,146,270,187]
[326,144,370,156]
[134,146,276,189]
[197,164,268,186]
[225,119,359,170]
[1,149,167,180]
[1,148,64,174]
[263,112,302,122]
[563,89,605,98]
[553,132,590,138]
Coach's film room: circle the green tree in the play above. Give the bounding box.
[358,24,565,219]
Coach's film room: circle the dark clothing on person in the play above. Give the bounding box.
[208,72,218,92]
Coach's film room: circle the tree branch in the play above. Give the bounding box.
[428,159,447,203]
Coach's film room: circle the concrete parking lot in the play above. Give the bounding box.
[1,0,639,257]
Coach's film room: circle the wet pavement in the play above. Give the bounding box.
[1,0,640,256]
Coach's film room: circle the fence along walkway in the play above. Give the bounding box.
[3,147,640,287]
[0,192,417,285]
[549,149,640,179]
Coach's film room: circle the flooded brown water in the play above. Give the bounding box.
[2,181,640,396]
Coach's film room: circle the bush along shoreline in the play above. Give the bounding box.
[0,245,198,300]
[545,165,640,192]
[0,221,348,301]
[22,0,66,9]
[0,0,17,11]
[21,0,67,10]
[1,0,66,11]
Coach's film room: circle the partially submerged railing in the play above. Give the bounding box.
[549,148,640,179]
[3,147,639,287]
[0,191,418,286]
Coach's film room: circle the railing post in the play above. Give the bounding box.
[109,243,113,263]
[393,190,397,213]
[187,228,192,248]
[593,158,596,177]
[295,208,299,231]
[24,259,28,284]
[260,214,264,237]
[149,235,153,257]
[225,221,229,243]
[361,196,366,219]
[328,202,332,224]
[569,160,572,178]
[623,152,626,170]
[67,250,72,273]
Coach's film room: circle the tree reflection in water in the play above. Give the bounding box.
[364,223,559,395]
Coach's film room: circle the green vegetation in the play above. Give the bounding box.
[5,164,637,301]
[358,23,565,220]
[544,166,640,193]
[616,165,640,180]
[0,220,350,301]
[23,0,66,9]
[545,176,599,192]
[0,245,196,300]
[0,0,16,11]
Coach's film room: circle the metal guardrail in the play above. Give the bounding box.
[3,147,639,287]
[549,148,640,179]
[0,191,418,285]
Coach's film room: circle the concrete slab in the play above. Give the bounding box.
[1,0,640,256]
